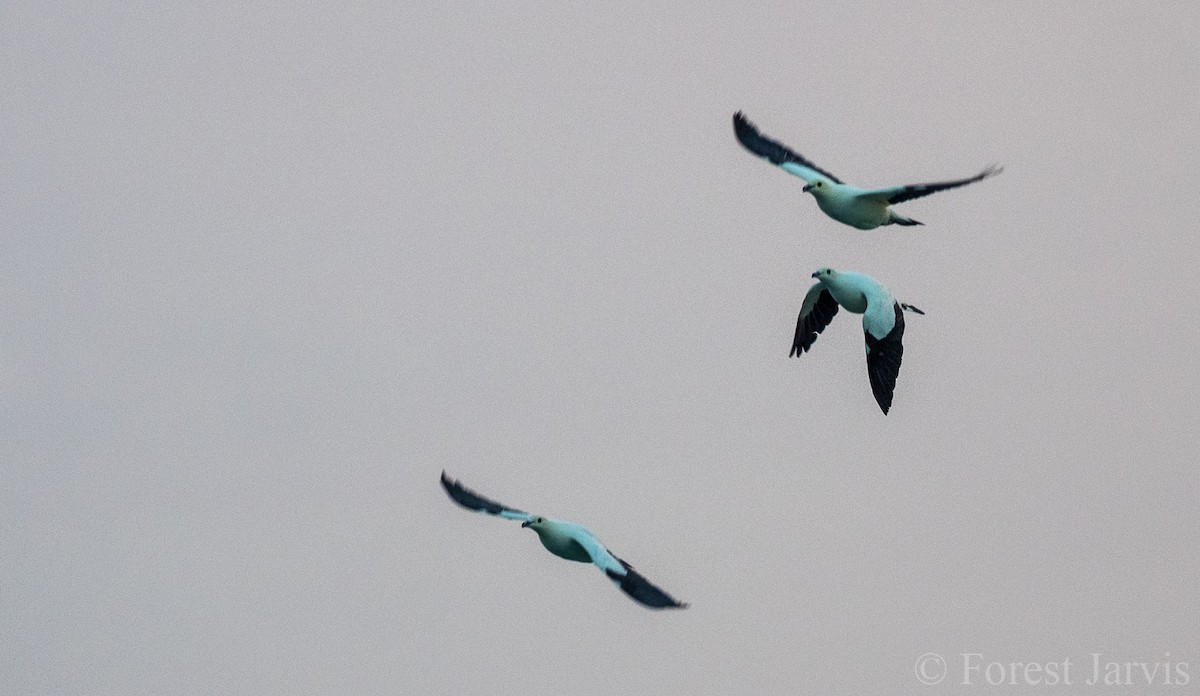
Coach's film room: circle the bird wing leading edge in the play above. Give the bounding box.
[733,112,843,184]
[569,528,689,610]
[863,303,905,414]
[857,165,1002,205]
[791,284,839,357]
[440,471,533,522]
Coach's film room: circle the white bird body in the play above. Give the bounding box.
[440,472,688,609]
[526,518,596,563]
[792,268,924,414]
[810,269,886,322]
[735,112,1001,230]
[805,182,896,230]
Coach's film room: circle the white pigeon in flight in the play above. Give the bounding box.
[733,111,1001,230]
[792,268,924,414]
[440,472,688,609]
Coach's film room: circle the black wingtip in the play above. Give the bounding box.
[873,384,894,414]
[606,558,688,610]
[865,304,905,416]
[732,111,758,143]
[440,471,527,517]
[440,470,470,505]
[792,288,839,357]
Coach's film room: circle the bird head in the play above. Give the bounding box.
[801,179,829,196]
[812,267,837,282]
[520,516,547,530]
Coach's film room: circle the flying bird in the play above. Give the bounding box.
[439,471,688,609]
[792,268,924,414]
[733,111,1001,230]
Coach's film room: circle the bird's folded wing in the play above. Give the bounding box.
[855,165,1002,205]
[733,112,843,184]
[863,303,905,415]
[792,284,839,357]
[440,472,532,522]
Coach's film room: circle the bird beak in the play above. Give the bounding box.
[811,271,819,278]
[802,183,814,192]
[520,521,531,528]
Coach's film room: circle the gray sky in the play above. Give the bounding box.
[3,2,1199,694]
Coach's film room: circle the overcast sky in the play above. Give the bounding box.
[3,2,1199,695]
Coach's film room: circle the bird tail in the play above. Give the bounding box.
[887,211,923,226]
[900,303,925,315]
